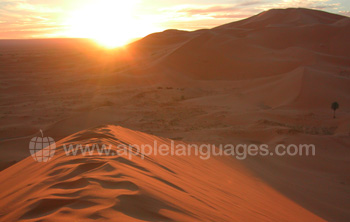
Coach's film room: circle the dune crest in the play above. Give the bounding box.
[0,125,324,221]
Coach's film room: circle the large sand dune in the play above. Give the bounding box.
[130,8,350,80]
[0,125,324,221]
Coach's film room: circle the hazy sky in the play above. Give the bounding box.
[0,0,349,40]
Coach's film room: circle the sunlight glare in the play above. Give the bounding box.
[66,0,159,48]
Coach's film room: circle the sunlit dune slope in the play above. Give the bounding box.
[0,125,324,222]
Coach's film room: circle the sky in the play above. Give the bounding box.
[0,0,349,42]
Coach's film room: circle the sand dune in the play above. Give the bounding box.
[0,125,325,221]
[129,8,350,80]
[217,8,346,28]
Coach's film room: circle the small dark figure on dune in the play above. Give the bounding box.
[331,102,339,119]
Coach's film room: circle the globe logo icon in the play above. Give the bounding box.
[29,130,56,162]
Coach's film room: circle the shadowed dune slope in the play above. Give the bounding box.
[128,8,350,80]
[216,8,346,29]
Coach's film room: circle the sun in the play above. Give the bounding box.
[65,0,159,48]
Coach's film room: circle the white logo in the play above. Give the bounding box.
[29,130,56,162]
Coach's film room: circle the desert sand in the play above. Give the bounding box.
[0,8,349,221]
[0,126,325,221]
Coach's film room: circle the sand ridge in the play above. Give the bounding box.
[0,125,325,221]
